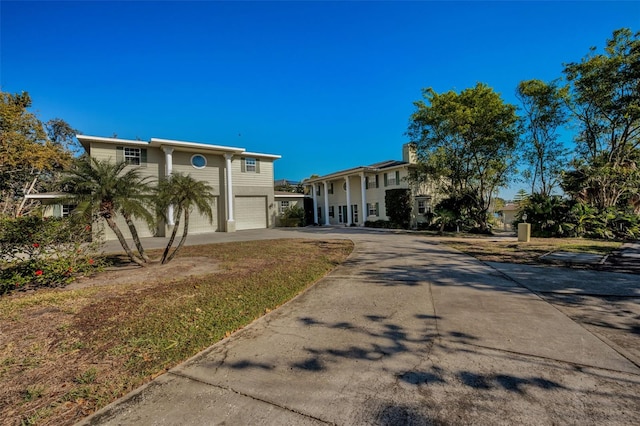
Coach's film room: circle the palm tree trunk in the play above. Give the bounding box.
[161,206,182,264]
[105,216,146,267]
[123,212,150,263]
[165,208,189,264]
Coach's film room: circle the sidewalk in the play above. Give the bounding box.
[79,229,640,425]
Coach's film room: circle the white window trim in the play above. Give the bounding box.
[245,157,256,172]
[124,147,141,165]
[279,200,290,215]
[191,154,207,169]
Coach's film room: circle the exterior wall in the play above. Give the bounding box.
[314,167,412,225]
[231,156,276,227]
[86,139,277,240]
[275,195,305,226]
[90,141,162,240]
[310,165,439,228]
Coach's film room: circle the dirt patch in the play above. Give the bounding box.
[65,257,218,290]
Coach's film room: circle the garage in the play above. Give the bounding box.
[175,196,219,234]
[235,196,267,230]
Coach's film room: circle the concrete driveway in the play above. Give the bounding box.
[82,228,640,425]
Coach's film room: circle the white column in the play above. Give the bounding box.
[360,172,367,226]
[224,153,236,232]
[323,181,330,226]
[345,176,352,225]
[162,146,175,225]
[312,183,318,224]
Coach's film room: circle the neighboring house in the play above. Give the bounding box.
[497,203,520,231]
[51,135,280,241]
[274,191,306,227]
[24,192,76,218]
[274,191,305,215]
[305,144,437,228]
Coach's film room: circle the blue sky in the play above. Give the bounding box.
[2,1,638,199]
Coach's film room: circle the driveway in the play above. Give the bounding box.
[82,228,640,425]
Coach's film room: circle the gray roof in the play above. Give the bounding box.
[306,159,410,183]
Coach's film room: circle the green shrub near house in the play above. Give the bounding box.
[278,204,305,227]
[0,215,104,294]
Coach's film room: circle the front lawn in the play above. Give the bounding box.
[0,238,353,425]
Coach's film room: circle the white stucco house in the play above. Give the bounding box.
[305,144,438,228]
[67,135,280,240]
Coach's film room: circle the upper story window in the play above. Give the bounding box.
[384,171,400,186]
[328,182,334,194]
[366,175,380,190]
[117,146,147,167]
[124,147,141,165]
[242,157,259,173]
[191,154,207,169]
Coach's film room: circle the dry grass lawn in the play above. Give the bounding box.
[436,236,622,264]
[0,238,353,426]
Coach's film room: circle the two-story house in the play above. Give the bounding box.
[305,144,437,228]
[76,135,280,240]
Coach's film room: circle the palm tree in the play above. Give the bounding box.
[156,173,215,264]
[63,158,155,267]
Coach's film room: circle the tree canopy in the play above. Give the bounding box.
[0,91,75,217]
[516,79,569,196]
[407,83,520,231]
[562,28,640,209]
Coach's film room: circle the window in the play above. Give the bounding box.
[417,198,432,215]
[117,146,147,166]
[191,154,207,169]
[385,170,400,186]
[329,206,335,217]
[316,185,321,196]
[338,205,346,223]
[366,176,380,189]
[367,202,379,216]
[328,182,334,194]
[61,204,75,217]
[351,205,358,223]
[245,158,256,172]
[125,147,141,165]
[279,200,290,215]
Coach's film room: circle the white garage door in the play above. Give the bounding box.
[235,196,267,230]
[176,196,219,234]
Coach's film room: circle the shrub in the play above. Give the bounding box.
[278,205,304,227]
[385,189,412,229]
[364,220,401,229]
[0,215,104,294]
